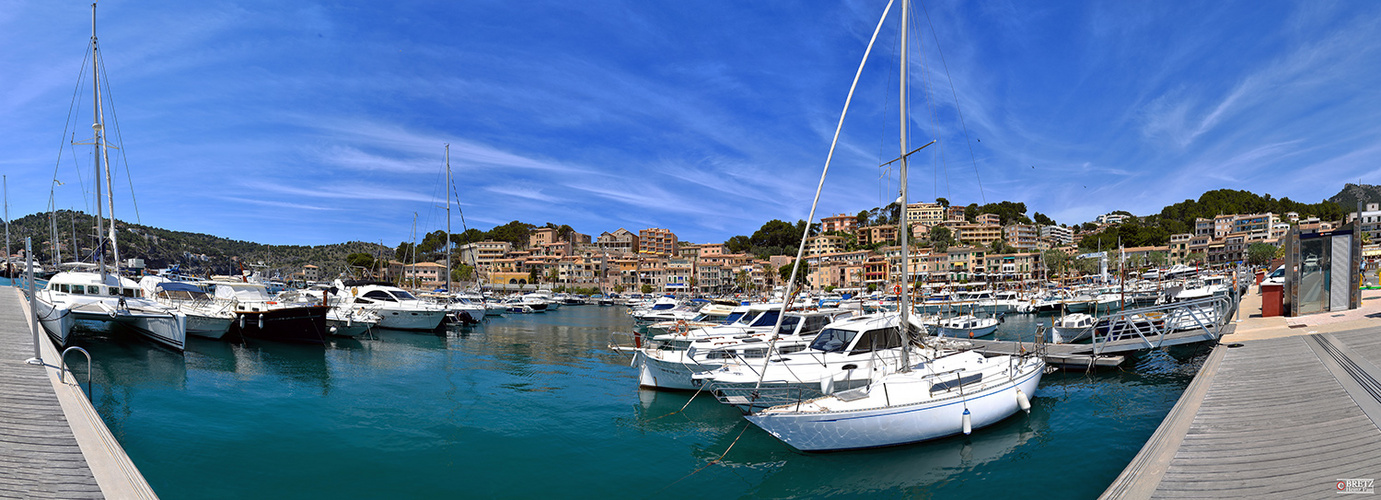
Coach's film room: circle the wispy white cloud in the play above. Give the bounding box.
[212,196,338,212]
[483,185,561,204]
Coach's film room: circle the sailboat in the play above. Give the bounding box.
[742,0,1043,451]
[32,3,188,351]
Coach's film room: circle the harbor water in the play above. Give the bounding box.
[47,300,1202,498]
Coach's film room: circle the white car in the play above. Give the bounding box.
[1262,265,1285,286]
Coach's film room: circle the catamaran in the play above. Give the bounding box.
[33,4,187,351]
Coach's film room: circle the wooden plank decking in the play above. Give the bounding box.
[0,287,103,498]
[1103,327,1381,499]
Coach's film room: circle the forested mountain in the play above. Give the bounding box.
[1330,183,1381,211]
[1078,189,1345,250]
[2,210,388,279]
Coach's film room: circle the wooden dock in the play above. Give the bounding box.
[0,287,156,499]
[1102,326,1381,498]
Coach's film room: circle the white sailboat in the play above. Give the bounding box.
[741,0,1042,451]
[33,4,187,351]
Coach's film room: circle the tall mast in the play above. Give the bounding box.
[897,0,912,371]
[445,143,452,294]
[3,175,9,271]
[91,2,107,279]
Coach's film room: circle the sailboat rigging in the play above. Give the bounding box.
[738,0,1044,451]
[31,3,188,351]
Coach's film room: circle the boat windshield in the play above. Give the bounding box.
[651,302,675,310]
[722,311,747,325]
[750,310,781,327]
[391,290,417,300]
[809,327,858,352]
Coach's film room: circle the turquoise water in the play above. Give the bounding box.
[50,301,1203,499]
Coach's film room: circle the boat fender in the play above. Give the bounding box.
[258,315,265,329]
[1016,389,1031,414]
[330,326,338,335]
[238,314,245,329]
[821,376,834,395]
[962,408,972,435]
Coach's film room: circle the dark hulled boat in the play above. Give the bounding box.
[230,304,331,344]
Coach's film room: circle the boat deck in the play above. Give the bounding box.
[1103,287,1381,498]
[0,287,157,499]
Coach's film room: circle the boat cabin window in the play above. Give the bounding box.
[651,302,674,310]
[810,327,857,353]
[848,327,903,355]
[58,284,71,293]
[363,291,396,302]
[775,315,801,334]
[800,315,831,336]
[392,290,417,301]
[722,312,747,325]
[749,310,781,327]
[87,285,100,294]
[123,288,138,298]
[108,287,120,296]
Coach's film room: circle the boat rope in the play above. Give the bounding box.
[96,55,142,224]
[655,421,752,495]
[918,0,983,204]
[645,381,709,422]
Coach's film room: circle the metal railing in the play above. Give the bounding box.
[60,346,92,400]
[1089,294,1234,356]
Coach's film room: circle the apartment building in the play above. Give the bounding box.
[905,203,945,225]
[1040,225,1073,245]
[1003,224,1039,251]
[806,234,848,256]
[857,225,898,246]
[457,240,513,267]
[638,228,678,257]
[952,224,1003,247]
[820,213,858,234]
[596,228,639,255]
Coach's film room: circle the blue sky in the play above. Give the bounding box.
[2,1,1379,247]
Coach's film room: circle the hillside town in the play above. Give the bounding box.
[356,201,1381,294]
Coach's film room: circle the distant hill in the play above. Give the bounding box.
[2,210,389,279]
[1330,183,1381,211]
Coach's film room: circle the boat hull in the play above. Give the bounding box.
[635,350,724,391]
[746,365,1043,452]
[934,324,998,338]
[233,306,330,344]
[187,314,233,340]
[376,309,447,331]
[34,298,75,347]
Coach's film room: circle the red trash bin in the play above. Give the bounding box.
[1261,283,1283,317]
[1255,271,1265,286]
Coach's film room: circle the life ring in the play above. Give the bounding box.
[893,284,901,295]
[676,319,689,335]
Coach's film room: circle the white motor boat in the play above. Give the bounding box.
[632,308,850,391]
[1050,313,1095,343]
[933,315,999,338]
[331,280,448,331]
[139,277,234,340]
[696,312,930,411]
